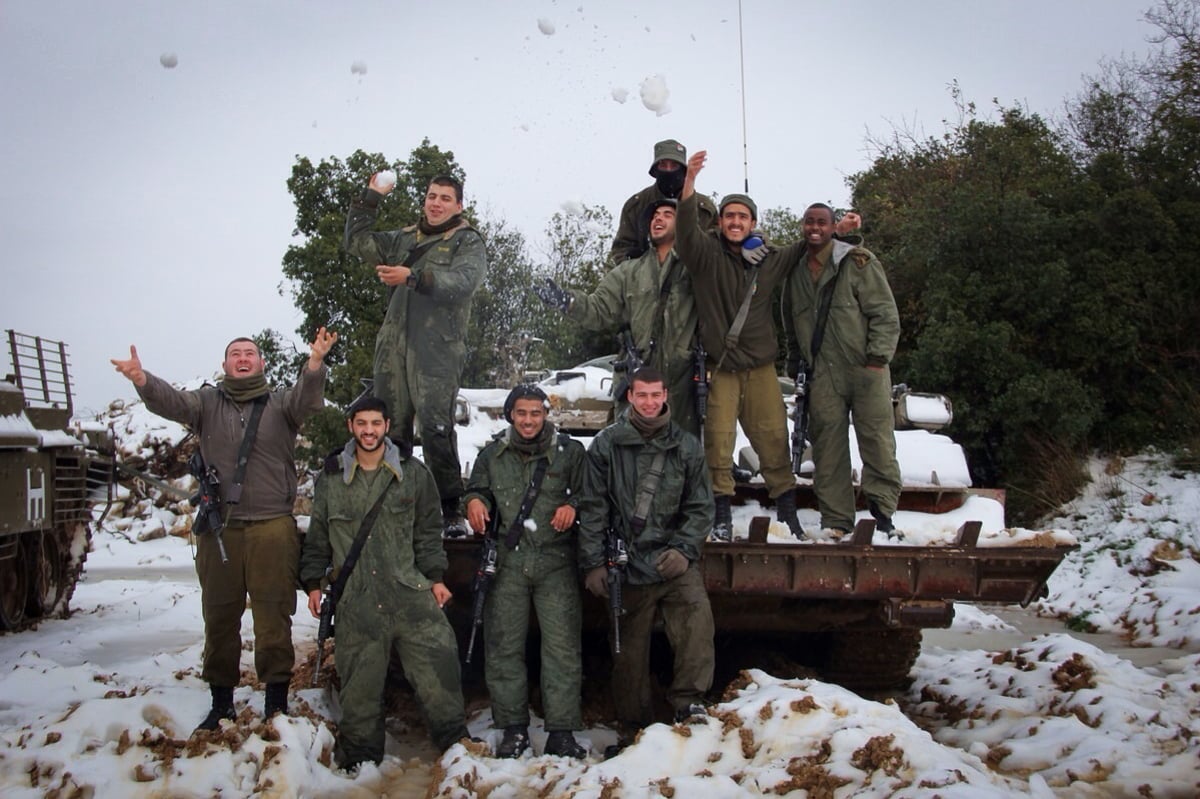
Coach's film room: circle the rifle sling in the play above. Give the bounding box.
[503,450,552,548]
[712,266,760,372]
[809,255,845,364]
[227,395,267,505]
[629,449,668,535]
[328,489,390,603]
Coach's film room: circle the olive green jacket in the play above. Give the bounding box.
[462,426,585,562]
[610,183,716,264]
[300,438,447,607]
[578,413,713,585]
[782,239,900,374]
[567,247,700,433]
[675,194,796,372]
[344,189,487,369]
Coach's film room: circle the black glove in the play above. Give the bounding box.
[533,278,572,313]
[584,566,609,598]
[655,549,689,580]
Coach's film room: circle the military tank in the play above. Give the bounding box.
[0,330,110,631]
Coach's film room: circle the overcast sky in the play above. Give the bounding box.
[0,0,1156,414]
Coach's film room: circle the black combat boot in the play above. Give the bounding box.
[264,682,289,718]
[711,495,732,542]
[442,497,470,538]
[195,685,235,732]
[775,489,805,539]
[496,725,530,758]
[673,702,709,723]
[868,499,895,534]
[543,730,586,758]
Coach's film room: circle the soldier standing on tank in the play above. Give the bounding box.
[463,384,588,759]
[578,367,715,754]
[344,172,487,537]
[300,396,469,769]
[110,328,336,733]
[534,199,704,441]
[609,139,717,265]
[782,203,902,536]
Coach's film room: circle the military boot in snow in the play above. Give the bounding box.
[496,725,530,758]
[442,497,470,538]
[543,731,586,758]
[775,489,805,539]
[264,682,289,718]
[868,499,895,534]
[711,495,732,542]
[195,685,235,733]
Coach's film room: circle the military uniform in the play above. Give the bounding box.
[578,412,715,725]
[300,438,467,764]
[675,194,797,500]
[568,247,702,439]
[344,189,487,503]
[462,425,586,734]
[783,239,902,532]
[611,184,716,265]
[136,365,325,688]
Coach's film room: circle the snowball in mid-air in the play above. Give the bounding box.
[350,61,368,76]
[537,18,556,35]
[375,170,397,190]
[159,53,178,69]
[611,87,629,104]
[640,75,671,117]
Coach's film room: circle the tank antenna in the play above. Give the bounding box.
[737,0,749,192]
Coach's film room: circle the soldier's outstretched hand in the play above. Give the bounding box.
[836,211,863,235]
[111,345,147,387]
[307,327,338,370]
[681,149,707,200]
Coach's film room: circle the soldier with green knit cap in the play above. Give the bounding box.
[463,384,588,760]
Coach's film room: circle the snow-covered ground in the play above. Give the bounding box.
[1,389,1197,797]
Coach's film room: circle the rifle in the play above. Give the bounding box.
[692,339,708,447]
[187,451,229,563]
[791,362,812,476]
[611,325,645,401]
[313,566,334,686]
[465,512,500,665]
[604,529,628,654]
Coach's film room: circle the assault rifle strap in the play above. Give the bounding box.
[503,454,551,548]
[712,266,760,372]
[327,489,390,603]
[810,256,845,364]
[629,449,669,536]
[644,253,682,365]
[225,395,267,506]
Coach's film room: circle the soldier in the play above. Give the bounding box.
[344,172,487,537]
[463,384,587,759]
[110,328,336,732]
[609,139,716,265]
[782,203,902,536]
[674,149,807,540]
[577,367,715,753]
[534,198,704,440]
[300,396,469,769]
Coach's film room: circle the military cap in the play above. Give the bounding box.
[649,139,687,176]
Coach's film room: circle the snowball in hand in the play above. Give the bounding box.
[375,170,397,190]
[640,75,671,117]
[159,53,178,69]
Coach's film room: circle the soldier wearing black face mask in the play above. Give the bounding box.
[609,139,717,265]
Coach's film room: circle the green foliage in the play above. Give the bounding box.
[461,217,539,387]
[527,204,617,370]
